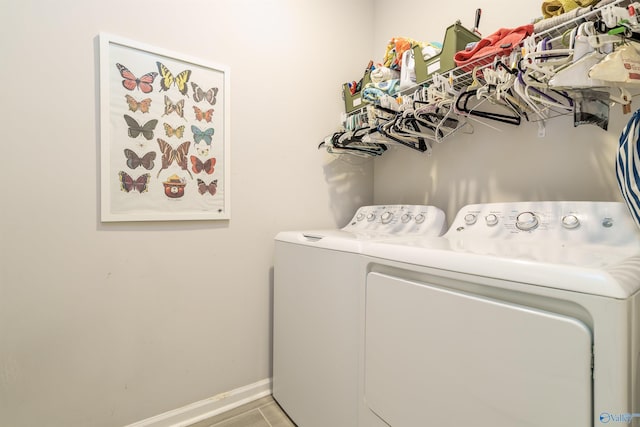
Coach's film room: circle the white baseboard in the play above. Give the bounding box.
[124,378,272,427]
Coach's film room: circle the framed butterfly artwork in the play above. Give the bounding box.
[99,33,230,221]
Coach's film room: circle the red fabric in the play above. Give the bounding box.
[454,25,534,67]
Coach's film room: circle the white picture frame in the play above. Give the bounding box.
[99,33,230,222]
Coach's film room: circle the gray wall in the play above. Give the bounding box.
[0,1,373,426]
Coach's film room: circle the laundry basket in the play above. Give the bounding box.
[413,21,480,84]
[343,69,372,113]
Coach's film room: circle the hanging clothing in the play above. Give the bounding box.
[617,108,640,230]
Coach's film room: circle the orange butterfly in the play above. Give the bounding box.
[193,106,214,122]
[125,95,152,113]
[190,155,216,175]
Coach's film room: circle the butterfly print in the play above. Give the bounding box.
[190,155,216,175]
[193,106,214,122]
[125,95,152,113]
[191,82,218,105]
[156,61,191,95]
[195,143,210,156]
[124,149,156,170]
[118,171,150,193]
[157,139,192,179]
[191,125,214,145]
[197,179,218,195]
[163,95,185,118]
[123,115,158,140]
[163,123,185,138]
[116,63,158,93]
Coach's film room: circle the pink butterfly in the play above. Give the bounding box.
[116,63,158,93]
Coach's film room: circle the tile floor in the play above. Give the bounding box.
[187,395,296,427]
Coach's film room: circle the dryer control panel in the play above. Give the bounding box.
[343,205,447,237]
[447,201,640,246]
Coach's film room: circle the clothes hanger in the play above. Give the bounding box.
[455,84,522,126]
[376,115,431,153]
[517,70,575,121]
[319,131,387,157]
[517,41,575,120]
[433,97,473,143]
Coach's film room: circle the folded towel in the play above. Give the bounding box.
[371,66,400,83]
[362,80,401,102]
[542,0,579,18]
[454,25,534,68]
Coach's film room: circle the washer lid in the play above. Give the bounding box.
[363,201,640,298]
[370,237,640,298]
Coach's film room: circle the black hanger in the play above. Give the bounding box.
[455,87,522,126]
[318,130,387,156]
[377,119,429,153]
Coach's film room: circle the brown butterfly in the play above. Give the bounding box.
[124,149,156,170]
[118,171,150,193]
[197,179,217,195]
[191,82,218,105]
[156,139,192,179]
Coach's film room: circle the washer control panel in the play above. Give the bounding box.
[446,201,639,245]
[343,205,447,237]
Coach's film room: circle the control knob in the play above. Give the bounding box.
[485,214,499,226]
[366,213,376,222]
[464,213,477,225]
[414,213,426,224]
[401,213,412,223]
[516,211,539,231]
[561,214,580,229]
[381,212,393,224]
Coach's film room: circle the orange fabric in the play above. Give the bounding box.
[383,37,415,70]
[454,25,534,68]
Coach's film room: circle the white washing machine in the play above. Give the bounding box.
[359,201,640,427]
[272,205,447,427]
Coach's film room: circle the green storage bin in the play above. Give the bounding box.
[343,69,372,113]
[413,21,480,84]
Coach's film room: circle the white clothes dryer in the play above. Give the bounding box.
[272,205,446,427]
[359,201,640,427]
